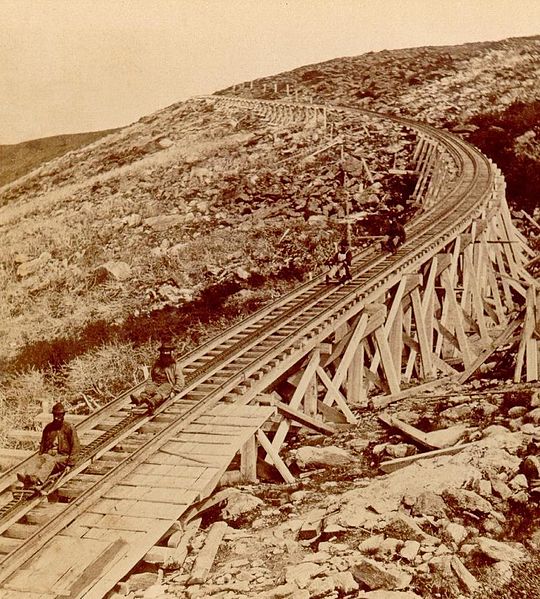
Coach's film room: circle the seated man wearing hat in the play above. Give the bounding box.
[131,339,185,414]
[16,402,80,488]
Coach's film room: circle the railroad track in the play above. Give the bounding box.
[0,96,501,589]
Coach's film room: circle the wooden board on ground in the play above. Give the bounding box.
[188,521,228,585]
[379,442,473,473]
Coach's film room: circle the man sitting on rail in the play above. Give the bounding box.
[130,339,185,414]
[383,215,406,254]
[326,239,353,284]
[16,402,80,489]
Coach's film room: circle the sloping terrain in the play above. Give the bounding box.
[0,33,539,599]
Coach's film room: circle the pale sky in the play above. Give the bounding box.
[1,0,539,144]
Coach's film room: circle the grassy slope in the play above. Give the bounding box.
[0,129,118,189]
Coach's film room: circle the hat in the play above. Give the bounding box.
[52,402,66,414]
[159,339,175,352]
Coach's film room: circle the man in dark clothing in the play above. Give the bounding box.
[384,216,406,254]
[16,402,80,488]
[131,340,185,414]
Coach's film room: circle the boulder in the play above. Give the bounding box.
[17,251,52,277]
[399,540,420,562]
[411,491,447,519]
[284,562,324,589]
[442,488,493,515]
[350,557,412,590]
[295,446,354,468]
[331,571,359,593]
[476,537,526,563]
[444,522,468,546]
[94,261,131,281]
[144,214,184,231]
[221,490,263,519]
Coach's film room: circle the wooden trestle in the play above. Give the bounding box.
[1,93,537,598]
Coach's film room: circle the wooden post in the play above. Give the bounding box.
[240,435,258,482]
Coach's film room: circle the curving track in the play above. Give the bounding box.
[0,96,505,593]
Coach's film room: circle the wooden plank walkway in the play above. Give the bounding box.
[1,404,274,599]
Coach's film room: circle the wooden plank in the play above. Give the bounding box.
[167,432,237,443]
[80,520,173,599]
[185,423,248,435]
[55,539,127,599]
[82,515,157,533]
[188,521,228,585]
[103,485,199,505]
[122,472,213,489]
[379,413,437,449]
[90,498,185,520]
[1,591,55,599]
[59,525,90,539]
[274,400,336,434]
[210,404,274,420]
[380,443,473,473]
[136,463,208,477]
[163,440,235,457]
[194,414,266,426]
[3,537,108,594]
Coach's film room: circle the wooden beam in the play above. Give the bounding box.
[441,270,472,367]
[316,366,358,423]
[372,375,455,409]
[166,518,201,569]
[379,413,438,449]
[380,443,473,473]
[264,349,320,463]
[458,312,523,383]
[374,326,401,394]
[256,430,295,483]
[322,311,371,404]
[240,435,258,482]
[188,521,228,585]
[274,400,336,434]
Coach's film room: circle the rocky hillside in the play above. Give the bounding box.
[223,35,540,216]
[0,34,538,445]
